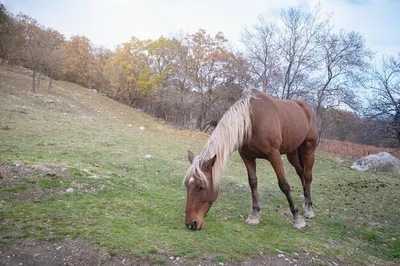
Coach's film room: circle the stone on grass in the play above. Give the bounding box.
[66,188,75,193]
[145,154,152,159]
[351,152,400,173]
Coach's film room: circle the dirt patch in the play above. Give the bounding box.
[0,238,356,266]
[0,164,109,203]
[0,164,68,184]
[0,164,69,201]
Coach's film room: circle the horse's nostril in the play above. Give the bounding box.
[185,221,198,230]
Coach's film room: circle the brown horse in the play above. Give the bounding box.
[183,89,318,230]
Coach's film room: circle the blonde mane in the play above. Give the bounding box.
[184,90,254,191]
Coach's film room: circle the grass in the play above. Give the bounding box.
[0,65,399,264]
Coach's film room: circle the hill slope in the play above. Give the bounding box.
[0,66,399,265]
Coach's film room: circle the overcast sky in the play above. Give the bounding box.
[2,0,399,58]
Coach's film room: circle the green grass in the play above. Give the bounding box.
[0,66,399,264]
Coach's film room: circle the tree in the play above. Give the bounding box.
[276,5,327,100]
[61,35,96,89]
[240,17,277,92]
[93,46,113,93]
[367,54,400,146]
[109,37,165,107]
[241,5,328,100]
[16,14,48,92]
[0,4,22,64]
[314,30,372,136]
[42,28,65,92]
[185,29,240,130]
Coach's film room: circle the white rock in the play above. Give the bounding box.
[278,254,285,258]
[145,154,152,159]
[139,126,145,130]
[66,188,74,193]
[169,256,174,260]
[351,152,400,173]
[127,124,132,127]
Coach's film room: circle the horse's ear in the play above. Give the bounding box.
[203,155,217,172]
[188,150,195,163]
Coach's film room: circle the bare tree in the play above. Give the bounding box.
[367,54,400,146]
[314,30,372,136]
[241,5,328,99]
[276,6,328,99]
[240,17,277,92]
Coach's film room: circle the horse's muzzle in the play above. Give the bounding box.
[185,221,198,230]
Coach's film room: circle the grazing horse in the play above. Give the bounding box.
[183,89,318,230]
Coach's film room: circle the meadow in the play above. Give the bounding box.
[0,66,399,265]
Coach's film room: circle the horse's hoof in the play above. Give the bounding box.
[245,213,260,225]
[304,206,315,219]
[293,215,307,229]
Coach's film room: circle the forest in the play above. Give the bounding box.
[1,4,399,148]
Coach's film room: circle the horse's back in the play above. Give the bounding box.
[249,91,318,155]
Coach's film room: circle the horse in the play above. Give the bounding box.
[183,89,318,230]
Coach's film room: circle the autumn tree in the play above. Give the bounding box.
[185,29,242,130]
[109,37,166,106]
[61,35,96,89]
[0,4,21,64]
[43,29,65,92]
[16,14,49,92]
[92,46,113,93]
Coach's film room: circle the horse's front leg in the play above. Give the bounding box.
[240,152,260,225]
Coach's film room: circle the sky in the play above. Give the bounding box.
[2,0,400,58]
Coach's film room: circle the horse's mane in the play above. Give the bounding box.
[184,90,255,191]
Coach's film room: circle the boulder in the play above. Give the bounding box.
[351,152,400,173]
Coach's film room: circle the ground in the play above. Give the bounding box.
[0,238,350,266]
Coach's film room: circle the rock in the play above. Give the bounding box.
[139,126,145,130]
[145,154,152,159]
[66,188,74,193]
[351,152,400,173]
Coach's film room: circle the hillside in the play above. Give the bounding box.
[0,66,399,265]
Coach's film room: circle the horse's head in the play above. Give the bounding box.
[184,151,218,230]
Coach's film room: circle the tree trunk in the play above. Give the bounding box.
[394,106,400,147]
[32,69,36,93]
[37,72,41,89]
[196,103,207,131]
[48,78,53,93]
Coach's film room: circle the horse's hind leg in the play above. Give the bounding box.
[286,148,314,218]
[239,151,260,225]
[302,141,316,218]
[269,150,306,229]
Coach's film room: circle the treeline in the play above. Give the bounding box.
[1,4,399,147]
